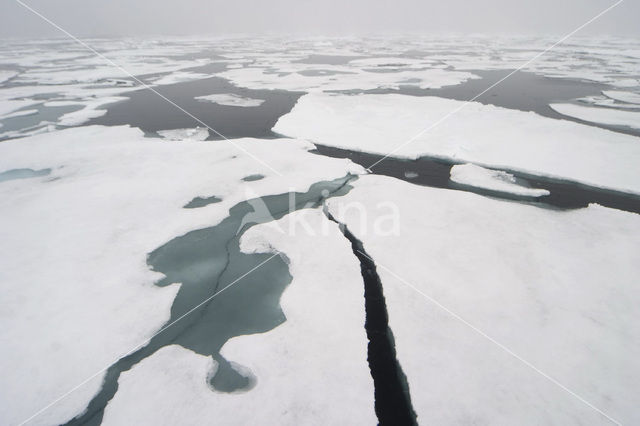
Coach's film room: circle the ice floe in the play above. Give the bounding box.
[157,127,210,141]
[327,174,640,425]
[274,93,640,194]
[0,125,362,425]
[450,163,550,197]
[550,103,640,130]
[195,93,265,107]
[602,90,640,105]
[102,209,376,425]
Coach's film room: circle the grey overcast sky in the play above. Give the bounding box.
[0,0,638,38]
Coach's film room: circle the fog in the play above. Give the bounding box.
[0,0,638,39]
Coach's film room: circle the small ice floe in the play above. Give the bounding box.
[151,71,209,86]
[450,163,549,197]
[195,93,265,107]
[550,103,640,130]
[404,171,419,179]
[157,127,210,141]
[602,90,640,105]
[0,109,39,119]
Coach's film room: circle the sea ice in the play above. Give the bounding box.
[602,90,640,105]
[450,163,550,197]
[327,174,640,425]
[195,93,265,107]
[550,103,640,130]
[157,127,210,141]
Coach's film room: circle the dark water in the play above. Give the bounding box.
[361,69,640,137]
[64,176,354,426]
[313,144,640,214]
[295,54,363,65]
[90,76,303,139]
[183,195,222,209]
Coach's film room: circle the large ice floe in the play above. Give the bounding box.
[326,174,640,425]
[101,209,375,425]
[274,93,640,194]
[550,103,640,130]
[195,93,265,107]
[0,124,365,425]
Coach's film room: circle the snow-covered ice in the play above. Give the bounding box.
[0,125,362,425]
[195,93,265,107]
[327,174,640,425]
[550,103,640,130]
[450,163,550,197]
[274,93,640,194]
[102,209,376,425]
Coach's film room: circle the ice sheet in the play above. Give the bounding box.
[327,174,640,425]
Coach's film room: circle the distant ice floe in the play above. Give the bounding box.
[151,71,210,86]
[450,163,549,197]
[0,124,362,425]
[195,93,265,107]
[0,108,39,119]
[550,103,640,130]
[0,70,17,84]
[602,90,640,105]
[274,93,640,194]
[157,127,210,141]
[327,174,640,425]
[102,210,376,425]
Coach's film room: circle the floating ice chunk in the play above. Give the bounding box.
[274,93,640,194]
[151,71,209,85]
[550,103,640,130]
[195,93,265,107]
[0,109,39,119]
[450,163,550,197]
[57,96,126,126]
[602,90,640,105]
[0,100,40,117]
[158,127,210,141]
[326,174,640,425]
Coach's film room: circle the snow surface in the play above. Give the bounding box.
[102,209,376,425]
[218,66,476,92]
[195,93,265,107]
[603,90,640,105]
[450,163,550,197]
[274,93,640,194]
[157,127,210,141]
[327,174,640,425]
[0,125,362,426]
[550,103,640,130]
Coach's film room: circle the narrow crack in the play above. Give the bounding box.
[324,208,418,426]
